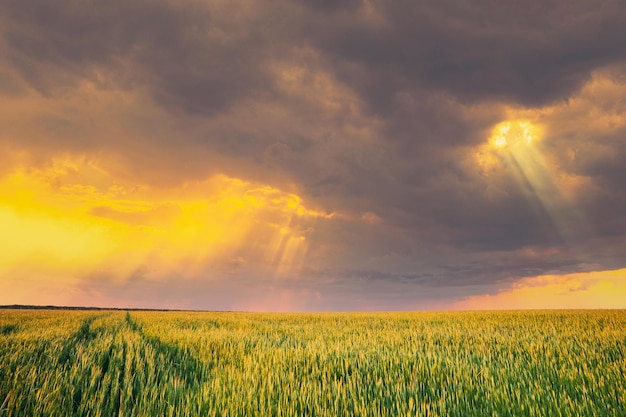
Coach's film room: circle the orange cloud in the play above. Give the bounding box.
[0,153,332,305]
[455,268,626,310]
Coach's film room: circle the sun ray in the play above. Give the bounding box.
[488,120,591,245]
[0,154,330,299]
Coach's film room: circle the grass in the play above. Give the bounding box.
[0,310,625,416]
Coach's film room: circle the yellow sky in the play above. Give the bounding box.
[0,154,333,305]
[455,268,626,310]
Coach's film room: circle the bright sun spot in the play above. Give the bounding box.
[490,120,539,149]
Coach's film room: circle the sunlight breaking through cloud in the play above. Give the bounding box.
[0,154,334,304]
[488,120,591,245]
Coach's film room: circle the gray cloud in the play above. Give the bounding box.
[2,0,626,307]
[4,0,626,110]
[311,0,626,110]
[1,0,282,113]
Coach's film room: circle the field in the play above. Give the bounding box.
[0,310,625,416]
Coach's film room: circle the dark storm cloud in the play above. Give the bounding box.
[284,0,626,262]
[310,0,626,111]
[0,0,280,113]
[2,0,626,300]
[3,0,624,130]
[6,0,624,115]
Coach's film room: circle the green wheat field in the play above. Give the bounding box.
[1,310,625,416]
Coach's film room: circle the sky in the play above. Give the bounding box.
[1,0,626,311]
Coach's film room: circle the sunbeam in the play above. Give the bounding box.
[489,120,590,245]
